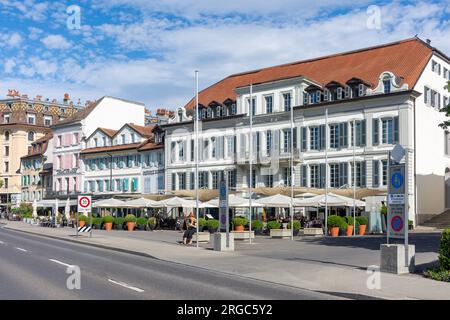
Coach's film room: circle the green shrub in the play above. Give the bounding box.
[380,205,387,215]
[114,217,124,226]
[78,215,88,222]
[93,217,103,225]
[148,217,156,226]
[356,216,369,226]
[344,216,360,227]
[232,217,248,226]
[103,215,114,223]
[199,218,207,228]
[327,215,343,228]
[287,220,301,230]
[124,214,137,223]
[206,219,219,229]
[252,220,264,230]
[424,268,450,282]
[439,229,450,270]
[267,220,281,230]
[136,217,147,226]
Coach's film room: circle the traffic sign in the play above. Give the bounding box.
[78,195,92,213]
[219,177,228,232]
[387,164,406,239]
[391,215,404,233]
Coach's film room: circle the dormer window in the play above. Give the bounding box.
[358,84,366,97]
[323,89,330,102]
[344,86,352,99]
[315,91,321,103]
[201,109,206,119]
[383,79,391,94]
[178,110,183,122]
[337,87,343,100]
[207,108,212,118]
[4,113,10,124]
[303,92,309,105]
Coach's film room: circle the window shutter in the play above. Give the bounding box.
[240,133,246,159]
[273,130,280,155]
[339,123,348,148]
[293,127,298,149]
[361,120,366,147]
[393,116,399,144]
[373,160,379,188]
[339,162,347,187]
[301,165,307,187]
[373,119,379,146]
[361,161,367,187]
[319,163,326,188]
[301,127,307,152]
[319,125,326,150]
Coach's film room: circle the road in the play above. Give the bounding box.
[0,227,338,300]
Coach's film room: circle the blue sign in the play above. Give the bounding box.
[391,172,404,189]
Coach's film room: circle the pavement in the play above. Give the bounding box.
[2,220,450,300]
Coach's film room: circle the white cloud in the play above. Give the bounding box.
[3,59,16,73]
[41,34,72,50]
[0,32,23,48]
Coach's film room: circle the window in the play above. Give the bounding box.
[383,79,391,94]
[283,130,291,153]
[445,131,450,156]
[444,96,449,109]
[4,178,8,189]
[444,68,449,80]
[4,131,9,141]
[44,116,52,126]
[94,138,98,147]
[382,160,388,186]
[283,167,292,186]
[27,113,36,125]
[264,174,273,188]
[337,87,343,100]
[283,92,291,112]
[350,120,366,147]
[73,133,79,144]
[247,97,256,116]
[310,165,319,188]
[4,114,10,124]
[121,134,126,144]
[329,124,339,149]
[102,137,106,147]
[330,164,340,188]
[4,146,8,156]
[303,92,309,105]
[190,139,195,162]
[211,138,216,159]
[266,131,272,155]
[227,170,236,189]
[231,104,237,115]
[265,95,273,113]
[424,86,430,104]
[310,127,320,150]
[212,172,218,189]
[179,173,186,190]
[178,141,185,160]
[358,84,366,97]
[57,135,62,147]
[350,161,366,187]
[381,117,399,144]
[28,131,35,142]
[323,89,330,102]
[190,172,195,190]
[4,162,9,173]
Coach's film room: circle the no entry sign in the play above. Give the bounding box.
[78,195,92,213]
[387,164,406,239]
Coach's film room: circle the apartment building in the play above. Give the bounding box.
[163,37,450,224]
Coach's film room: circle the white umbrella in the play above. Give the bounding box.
[122,197,161,208]
[294,192,318,198]
[92,198,126,208]
[32,199,38,218]
[207,194,263,208]
[65,198,71,221]
[255,194,294,208]
[294,193,365,207]
[161,196,213,208]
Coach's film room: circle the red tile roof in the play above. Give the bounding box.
[185,38,437,109]
[80,142,143,155]
[98,127,117,137]
[138,142,163,151]
[127,123,155,137]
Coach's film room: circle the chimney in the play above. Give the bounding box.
[426,39,431,45]
[35,95,42,101]
[63,93,70,104]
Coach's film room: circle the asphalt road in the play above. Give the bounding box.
[0,227,339,300]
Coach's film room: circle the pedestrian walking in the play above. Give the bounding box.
[182,212,197,245]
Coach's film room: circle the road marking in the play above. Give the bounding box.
[108,279,144,293]
[0,241,4,244]
[16,247,28,252]
[49,259,73,268]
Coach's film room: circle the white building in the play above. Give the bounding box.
[50,96,146,199]
[81,123,164,198]
[163,37,450,224]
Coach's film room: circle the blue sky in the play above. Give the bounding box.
[0,0,449,111]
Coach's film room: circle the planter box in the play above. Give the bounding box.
[193,232,210,243]
[231,231,255,240]
[302,228,324,236]
[270,229,292,239]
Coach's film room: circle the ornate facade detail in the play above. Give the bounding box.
[50,105,61,116]
[33,104,44,113]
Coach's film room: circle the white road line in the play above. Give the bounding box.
[108,279,144,293]
[16,247,28,252]
[49,259,73,268]
[0,241,4,244]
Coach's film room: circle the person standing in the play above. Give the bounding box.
[182,212,197,245]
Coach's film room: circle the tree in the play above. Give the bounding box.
[0,179,3,189]
[439,81,450,129]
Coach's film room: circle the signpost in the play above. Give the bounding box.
[219,175,230,248]
[78,195,92,238]
[387,164,406,240]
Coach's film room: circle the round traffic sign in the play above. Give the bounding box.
[79,196,91,209]
[391,172,404,189]
[391,215,404,232]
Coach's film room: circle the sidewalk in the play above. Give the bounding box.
[3,220,450,300]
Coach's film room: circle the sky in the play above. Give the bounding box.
[0,0,449,111]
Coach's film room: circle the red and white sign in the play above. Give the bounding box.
[78,195,92,213]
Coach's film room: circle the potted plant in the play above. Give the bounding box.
[198,218,207,231]
[148,217,157,231]
[252,220,264,235]
[408,220,414,230]
[267,220,281,230]
[287,220,301,236]
[356,216,369,235]
[206,219,219,233]
[94,217,103,229]
[125,214,137,231]
[136,217,147,231]
[232,217,248,232]
[103,215,114,231]
[344,216,359,236]
[327,215,343,237]
[78,215,88,228]
[114,217,124,230]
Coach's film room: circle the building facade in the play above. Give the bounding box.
[163,38,450,224]
[0,91,83,208]
[81,124,164,198]
[20,133,53,202]
[50,96,146,199]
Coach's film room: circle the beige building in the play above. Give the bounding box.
[0,90,83,211]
